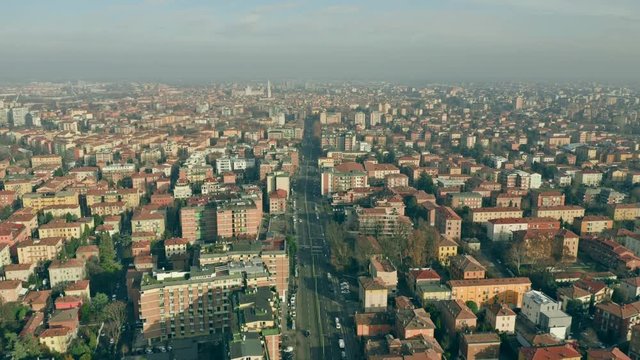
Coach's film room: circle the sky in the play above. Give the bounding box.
[0,0,639,83]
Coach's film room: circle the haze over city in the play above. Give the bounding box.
[1,0,639,83]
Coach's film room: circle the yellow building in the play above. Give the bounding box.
[435,236,459,266]
[471,207,523,223]
[31,155,63,168]
[39,326,76,354]
[608,203,640,221]
[86,188,141,209]
[17,237,64,264]
[38,220,83,240]
[22,191,79,212]
[532,206,585,224]
[448,277,532,308]
[42,204,82,219]
[3,179,33,198]
[132,211,165,239]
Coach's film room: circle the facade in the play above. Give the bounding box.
[471,207,523,223]
[486,303,516,333]
[575,216,613,235]
[38,220,83,240]
[449,277,532,308]
[486,217,560,242]
[608,203,640,221]
[369,256,398,294]
[215,199,262,240]
[359,276,388,312]
[594,301,640,341]
[180,206,216,244]
[132,211,166,239]
[522,290,572,339]
[436,206,462,240]
[440,299,477,331]
[448,192,483,209]
[320,162,368,196]
[460,333,501,360]
[450,255,486,280]
[532,205,586,223]
[17,237,64,264]
[48,259,86,286]
[22,191,79,212]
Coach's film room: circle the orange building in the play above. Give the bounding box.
[448,277,532,308]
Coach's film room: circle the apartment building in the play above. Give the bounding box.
[132,211,166,239]
[165,238,189,257]
[534,191,566,207]
[320,162,368,196]
[22,191,79,212]
[439,299,477,331]
[90,201,127,216]
[0,190,16,207]
[86,188,141,209]
[486,217,560,242]
[180,205,217,244]
[0,280,22,303]
[576,170,603,187]
[42,204,82,219]
[434,236,459,266]
[369,256,398,294]
[575,216,614,235]
[364,162,400,180]
[607,203,640,221]
[448,277,532,308]
[268,190,287,214]
[136,268,244,341]
[38,220,84,240]
[580,237,640,271]
[448,192,483,209]
[356,206,411,237]
[3,179,33,198]
[595,301,640,341]
[435,206,462,240]
[17,237,64,264]
[486,303,516,333]
[450,255,486,280]
[532,205,585,223]
[215,199,261,240]
[471,207,523,223]
[359,276,388,313]
[31,154,63,168]
[460,333,501,360]
[522,290,572,339]
[49,259,86,286]
[384,173,409,188]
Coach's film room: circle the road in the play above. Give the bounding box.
[292,118,359,360]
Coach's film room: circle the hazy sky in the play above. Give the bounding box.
[1,0,639,83]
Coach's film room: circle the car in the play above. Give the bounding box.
[167,345,173,351]
[158,346,166,353]
[145,348,153,354]
[338,339,345,349]
[109,338,115,344]
[303,330,311,337]
[341,351,347,359]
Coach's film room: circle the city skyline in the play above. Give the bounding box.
[1,0,639,83]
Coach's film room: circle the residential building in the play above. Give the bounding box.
[471,207,523,223]
[180,205,216,244]
[575,216,613,235]
[595,301,640,341]
[486,217,560,242]
[215,199,262,240]
[165,238,189,257]
[320,162,368,196]
[0,280,22,303]
[532,205,585,223]
[440,299,477,331]
[359,276,388,312]
[450,255,486,280]
[449,277,532,308]
[486,303,516,333]
[460,332,501,360]
[369,256,398,294]
[522,290,572,339]
[48,259,86,286]
[22,191,78,212]
[435,206,462,240]
[39,326,76,354]
[17,237,64,264]
[132,211,165,239]
[608,203,640,221]
[434,236,458,266]
[448,192,483,209]
[518,344,581,360]
[395,307,435,340]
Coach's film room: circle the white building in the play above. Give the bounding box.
[522,290,572,340]
[11,107,29,127]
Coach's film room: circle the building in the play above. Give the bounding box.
[580,237,640,271]
[395,307,435,340]
[359,276,388,312]
[576,170,603,187]
[136,268,244,341]
[486,217,560,242]
[384,173,409,188]
[39,326,76,354]
[0,280,22,303]
[164,238,189,257]
[486,303,516,333]
[266,171,290,196]
[534,191,566,208]
[31,154,63,168]
[38,220,84,240]
[22,191,79,212]
[320,162,368,196]
[587,347,631,360]
[575,216,613,235]
[518,344,581,360]
[17,237,64,264]
[132,211,166,239]
[48,259,86,287]
[558,278,611,310]
[608,203,640,221]
[460,332,501,360]
[180,205,217,244]
[215,199,262,240]
[450,255,486,280]
[435,206,462,240]
[522,290,572,339]
[448,192,483,209]
[4,263,36,282]
[594,300,640,341]
[76,245,99,261]
[434,236,459,266]
[369,256,398,294]
[532,205,585,224]
[449,277,532,308]
[440,299,477,331]
[0,243,10,270]
[268,190,287,214]
[471,207,523,223]
[355,312,392,337]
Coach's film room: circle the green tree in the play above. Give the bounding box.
[4,333,42,360]
[53,167,64,177]
[415,172,435,194]
[465,301,479,314]
[611,288,625,303]
[0,206,13,220]
[97,233,120,272]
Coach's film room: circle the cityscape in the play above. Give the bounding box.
[1,1,640,360]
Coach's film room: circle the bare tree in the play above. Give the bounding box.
[101,301,127,344]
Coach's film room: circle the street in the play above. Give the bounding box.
[291,119,359,360]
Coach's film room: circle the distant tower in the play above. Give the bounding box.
[515,96,524,110]
[267,80,272,98]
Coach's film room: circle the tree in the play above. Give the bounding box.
[101,301,127,345]
[53,168,64,177]
[611,288,625,303]
[0,206,13,220]
[326,221,352,271]
[97,233,120,272]
[404,220,438,268]
[465,301,479,314]
[415,172,435,194]
[4,333,42,360]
